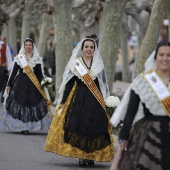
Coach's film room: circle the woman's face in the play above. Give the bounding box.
[82,41,94,59]
[156,46,170,72]
[24,41,33,53]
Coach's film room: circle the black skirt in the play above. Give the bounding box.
[5,73,48,123]
[63,83,111,153]
[118,116,170,170]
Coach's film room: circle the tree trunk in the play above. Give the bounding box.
[121,22,131,82]
[52,0,73,99]
[5,6,21,54]
[136,0,170,76]
[8,19,17,53]
[21,0,36,43]
[34,30,39,47]
[31,27,39,47]
[99,0,128,92]
[167,11,170,42]
[1,24,8,41]
[38,12,52,56]
[80,21,99,40]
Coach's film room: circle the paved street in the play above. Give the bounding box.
[0,103,112,170]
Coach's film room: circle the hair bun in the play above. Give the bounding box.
[25,38,33,42]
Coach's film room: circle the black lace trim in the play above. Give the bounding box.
[146,135,162,149]
[6,98,47,123]
[64,131,111,153]
[141,147,161,165]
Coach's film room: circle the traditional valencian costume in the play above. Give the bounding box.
[0,39,51,132]
[110,50,170,170]
[44,38,114,162]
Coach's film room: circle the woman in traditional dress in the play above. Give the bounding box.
[110,40,170,170]
[44,38,114,166]
[0,38,51,134]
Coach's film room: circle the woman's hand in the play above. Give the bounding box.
[6,86,11,94]
[119,140,128,151]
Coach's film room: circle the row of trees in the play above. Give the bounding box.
[0,0,170,98]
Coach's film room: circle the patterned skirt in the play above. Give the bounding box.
[118,116,170,170]
[44,84,114,162]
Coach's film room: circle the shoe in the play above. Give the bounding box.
[79,158,87,167]
[87,160,94,166]
[21,130,29,135]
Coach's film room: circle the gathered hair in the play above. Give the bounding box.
[24,38,34,47]
[81,38,95,51]
[154,40,170,59]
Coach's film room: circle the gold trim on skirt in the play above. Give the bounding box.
[44,84,114,162]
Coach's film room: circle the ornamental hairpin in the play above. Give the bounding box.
[26,38,33,42]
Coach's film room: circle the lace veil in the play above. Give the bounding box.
[15,39,44,75]
[110,50,158,127]
[57,38,110,106]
